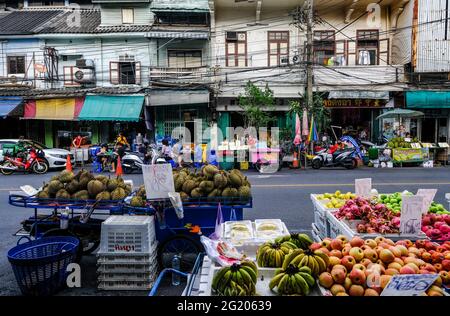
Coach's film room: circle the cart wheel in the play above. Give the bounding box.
[158,234,203,272]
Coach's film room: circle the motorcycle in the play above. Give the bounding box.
[121,144,175,174]
[312,146,359,170]
[0,147,49,175]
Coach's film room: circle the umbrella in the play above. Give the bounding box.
[308,115,319,142]
[293,113,301,145]
[302,108,309,137]
[376,109,424,121]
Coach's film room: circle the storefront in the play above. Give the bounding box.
[406,91,450,143]
[324,91,390,142]
[0,96,27,139]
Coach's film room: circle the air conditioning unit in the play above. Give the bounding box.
[280,56,289,65]
[226,31,238,41]
[292,55,300,64]
[76,59,95,69]
[74,68,95,83]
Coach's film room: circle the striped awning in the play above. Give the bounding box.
[23,98,84,120]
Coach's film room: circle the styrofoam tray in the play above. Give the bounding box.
[224,220,254,239]
[254,219,283,237]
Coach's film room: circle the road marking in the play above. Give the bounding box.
[252,182,450,188]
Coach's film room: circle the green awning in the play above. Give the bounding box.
[150,0,209,12]
[406,91,450,109]
[79,95,144,121]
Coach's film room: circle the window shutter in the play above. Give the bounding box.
[379,38,390,66]
[110,61,119,84]
[135,61,141,85]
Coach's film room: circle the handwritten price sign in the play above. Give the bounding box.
[400,195,424,235]
[381,274,438,296]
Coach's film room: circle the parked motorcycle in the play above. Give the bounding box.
[0,147,49,175]
[121,144,175,174]
[311,147,359,170]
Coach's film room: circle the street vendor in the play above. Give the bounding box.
[72,134,86,148]
[115,132,130,149]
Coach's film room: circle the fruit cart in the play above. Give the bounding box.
[8,194,124,256]
[122,196,252,272]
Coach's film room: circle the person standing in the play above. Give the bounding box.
[72,134,84,148]
[115,132,129,149]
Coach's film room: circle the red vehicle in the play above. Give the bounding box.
[0,147,49,175]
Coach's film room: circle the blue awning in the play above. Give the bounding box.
[0,97,23,118]
[406,91,450,109]
[78,95,144,122]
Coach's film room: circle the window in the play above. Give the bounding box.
[155,12,209,25]
[226,32,247,67]
[356,30,379,65]
[268,31,289,66]
[122,8,134,24]
[28,1,65,6]
[313,31,335,66]
[110,61,141,85]
[63,66,80,86]
[7,56,26,75]
[168,50,202,68]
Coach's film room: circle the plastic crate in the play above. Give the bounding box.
[98,271,157,282]
[99,216,157,254]
[98,280,154,291]
[97,262,157,274]
[314,210,327,237]
[311,223,322,242]
[97,251,158,265]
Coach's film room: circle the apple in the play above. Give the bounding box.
[349,247,364,262]
[328,256,341,268]
[342,245,351,257]
[405,263,420,274]
[380,275,392,289]
[330,284,346,296]
[379,249,395,264]
[439,271,450,284]
[399,265,416,274]
[388,262,403,271]
[434,263,443,271]
[319,247,330,256]
[441,259,450,271]
[321,239,332,250]
[330,239,344,251]
[348,284,365,296]
[365,239,377,249]
[330,250,343,259]
[385,268,399,276]
[332,264,348,274]
[423,263,437,273]
[349,268,366,285]
[336,234,349,244]
[379,242,391,250]
[343,277,352,291]
[431,252,444,264]
[341,256,356,271]
[361,258,372,267]
[353,263,366,272]
[375,236,386,244]
[310,242,322,251]
[395,245,409,257]
[433,276,442,287]
[408,247,421,256]
[363,248,378,263]
[350,236,365,248]
[393,257,404,266]
[385,238,395,246]
[364,288,379,296]
[331,268,347,284]
[422,252,432,263]
[318,272,334,289]
[335,292,349,296]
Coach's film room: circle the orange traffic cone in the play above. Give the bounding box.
[115,156,123,177]
[292,151,299,169]
[66,154,72,172]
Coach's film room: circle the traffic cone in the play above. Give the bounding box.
[292,151,299,169]
[115,156,123,176]
[66,154,72,172]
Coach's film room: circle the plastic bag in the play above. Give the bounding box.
[168,192,184,219]
[208,203,224,240]
[200,236,245,266]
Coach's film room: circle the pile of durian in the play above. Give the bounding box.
[129,165,252,207]
[36,169,131,201]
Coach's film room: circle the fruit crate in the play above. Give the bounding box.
[326,211,429,241]
[97,251,158,265]
[313,211,328,238]
[97,262,157,274]
[99,215,157,254]
[311,223,322,242]
[98,280,154,291]
[98,271,157,282]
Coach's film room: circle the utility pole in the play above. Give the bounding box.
[306,0,314,111]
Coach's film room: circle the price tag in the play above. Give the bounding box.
[400,195,424,235]
[380,274,438,296]
[142,164,175,200]
[20,185,38,196]
[416,189,437,214]
[355,178,372,198]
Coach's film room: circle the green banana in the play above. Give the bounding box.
[212,266,229,291]
[277,274,290,294]
[298,272,315,288]
[294,273,309,295]
[240,261,258,275]
[238,268,252,285]
[240,266,257,283]
[269,272,285,291]
[282,249,304,270]
[235,270,244,286]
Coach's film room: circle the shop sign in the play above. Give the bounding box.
[323,99,386,108]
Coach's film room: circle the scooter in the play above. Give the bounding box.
[0,147,49,175]
[311,147,359,170]
[121,144,175,174]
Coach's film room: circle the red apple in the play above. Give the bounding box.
[350,236,365,248]
[349,247,365,262]
[331,267,347,284]
[330,250,343,259]
[400,265,416,274]
[341,256,356,271]
[348,284,365,296]
[310,242,322,251]
[330,239,344,251]
[349,268,366,285]
[379,249,395,264]
[318,272,334,289]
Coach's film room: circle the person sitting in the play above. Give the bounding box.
[96,144,110,171]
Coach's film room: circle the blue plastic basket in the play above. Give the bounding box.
[7,236,80,296]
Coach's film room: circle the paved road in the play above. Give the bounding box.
[1,166,450,295]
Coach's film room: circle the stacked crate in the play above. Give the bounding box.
[97,216,158,291]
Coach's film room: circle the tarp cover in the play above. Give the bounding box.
[78,95,144,121]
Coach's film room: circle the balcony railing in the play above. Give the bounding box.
[150,66,211,83]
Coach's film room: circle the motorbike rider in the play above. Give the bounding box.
[329,140,345,155]
[14,136,28,162]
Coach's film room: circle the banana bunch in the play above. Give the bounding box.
[212,261,258,296]
[256,241,298,267]
[282,249,329,276]
[269,265,315,296]
[275,233,313,250]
